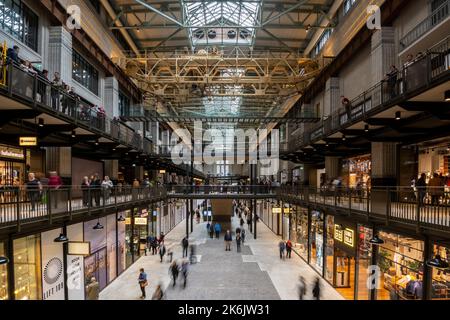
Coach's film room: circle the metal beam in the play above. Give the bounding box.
[133,0,184,27]
[262,0,309,26]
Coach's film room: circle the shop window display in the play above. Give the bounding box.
[310,210,324,274]
[13,235,42,300]
[291,206,308,260]
[431,245,450,300]
[357,225,373,300]
[0,242,7,300]
[124,210,133,267]
[342,155,371,189]
[325,215,334,283]
[376,232,424,300]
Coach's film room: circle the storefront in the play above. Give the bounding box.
[342,155,371,188]
[0,144,27,187]
[376,231,424,300]
[430,244,450,300]
[289,206,308,260]
[309,210,324,275]
[0,242,8,300]
[84,218,108,293]
[133,207,149,257]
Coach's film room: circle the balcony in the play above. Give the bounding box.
[288,38,450,153]
[400,0,450,55]
[0,186,166,234]
[279,186,450,235]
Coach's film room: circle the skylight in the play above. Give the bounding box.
[183,1,262,47]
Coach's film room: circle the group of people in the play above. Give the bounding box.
[81,174,114,207]
[278,239,293,260]
[413,172,450,206]
[2,44,109,129]
[26,171,63,211]
[298,276,322,300]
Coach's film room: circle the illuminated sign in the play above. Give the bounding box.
[135,217,148,225]
[0,145,24,160]
[272,208,282,214]
[334,225,343,242]
[159,170,166,174]
[125,218,131,225]
[19,136,37,146]
[283,208,291,214]
[140,209,148,217]
[343,228,354,247]
[67,242,91,256]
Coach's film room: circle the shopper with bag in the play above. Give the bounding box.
[138,268,148,299]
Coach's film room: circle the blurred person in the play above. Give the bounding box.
[312,277,321,300]
[152,284,164,300]
[48,171,62,209]
[138,268,148,299]
[169,261,179,287]
[181,260,189,288]
[279,240,286,260]
[298,276,307,300]
[241,229,246,244]
[236,233,242,253]
[416,173,427,207]
[159,242,166,263]
[286,239,293,259]
[215,222,222,238]
[182,236,189,258]
[101,176,114,203]
[26,172,41,212]
[224,230,232,251]
[189,244,197,264]
[81,176,90,207]
[86,277,100,300]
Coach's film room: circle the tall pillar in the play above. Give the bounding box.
[45,147,72,179]
[48,26,73,86]
[104,160,119,180]
[325,156,341,181]
[324,77,340,117]
[371,142,398,216]
[104,77,119,118]
[371,27,396,86]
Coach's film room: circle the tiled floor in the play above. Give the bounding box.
[100,213,344,300]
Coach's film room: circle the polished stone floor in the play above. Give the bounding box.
[100,214,344,300]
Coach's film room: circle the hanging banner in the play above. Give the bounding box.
[41,229,65,300]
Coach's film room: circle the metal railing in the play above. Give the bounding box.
[286,44,450,152]
[0,62,143,152]
[0,185,166,230]
[279,186,450,232]
[167,184,277,195]
[400,0,450,50]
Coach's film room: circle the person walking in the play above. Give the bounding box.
[429,173,441,206]
[224,230,233,251]
[48,171,63,209]
[26,173,41,212]
[86,277,100,300]
[151,237,158,255]
[286,239,293,259]
[240,217,245,228]
[279,240,286,260]
[182,237,189,258]
[416,173,427,207]
[181,260,189,288]
[298,276,307,300]
[169,261,179,287]
[81,176,90,207]
[215,222,222,239]
[209,223,215,239]
[101,176,113,204]
[91,174,101,206]
[138,268,148,299]
[159,242,166,263]
[236,233,242,253]
[152,284,164,300]
[236,227,241,237]
[312,277,321,300]
[241,229,246,244]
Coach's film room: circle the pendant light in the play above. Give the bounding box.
[117,214,126,222]
[426,255,449,269]
[54,233,69,243]
[395,111,401,120]
[0,256,9,265]
[93,221,104,230]
[369,234,385,245]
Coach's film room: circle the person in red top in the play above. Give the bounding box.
[286,239,293,259]
[48,171,63,209]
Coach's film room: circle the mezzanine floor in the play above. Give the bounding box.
[100,214,344,300]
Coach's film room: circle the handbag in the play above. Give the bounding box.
[140,280,148,287]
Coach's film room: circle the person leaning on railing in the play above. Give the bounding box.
[26,172,42,212]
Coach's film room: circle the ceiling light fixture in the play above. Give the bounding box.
[395,111,401,120]
[71,130,76,138]
[342,135,346,141]
[364,125,369,133]
[38,118,44,127]
[93,221,104,230]
[118,215,126,222]
[369,234,385,245]
[54,233,69,243]
[426,255,449,269]
[0,256,9,265]
[445,90,450,102]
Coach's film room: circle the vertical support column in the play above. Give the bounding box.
[422,236,432,300]
[48,26,73,86]
[104,77,120,119]
[325,156,341,182]
[104,160,119,180]
[371,142,398,216]
[185,199,189,239]
[324,77,340,117]
[371,27,396,86]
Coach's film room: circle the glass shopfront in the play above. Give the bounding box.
[0,145,26,187]
[124,210,133,268]
[0,242,7,300]
[430,244,450,300]
[13,235,42,300]
[134,207,149,257]
[357,225,373,300]
[310,210,324,274]
[342,155,371,189]
[289,206,309,260]
[376,231,424,300]
[325,216,334,283]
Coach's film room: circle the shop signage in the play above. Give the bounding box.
[334,224,355,248]
[67,242,91,256]
[134,217,148,225]
[140,209,148,217]
[66,255,85,300]
[0,145,24,160]
[153,211,158,217]
[283,208,291,214]
[272,207,282,214]
[19,136,37,146]
[159,170,166,174]
[41,229,65,300]
[125,217,132,225]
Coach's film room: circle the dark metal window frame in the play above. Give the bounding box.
[72,50,99,95]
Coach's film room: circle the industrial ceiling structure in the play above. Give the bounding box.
[106,0,336,133]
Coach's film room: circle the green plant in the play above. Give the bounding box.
[378,250,391,273]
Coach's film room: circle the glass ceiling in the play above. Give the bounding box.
[183,0,261,47]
